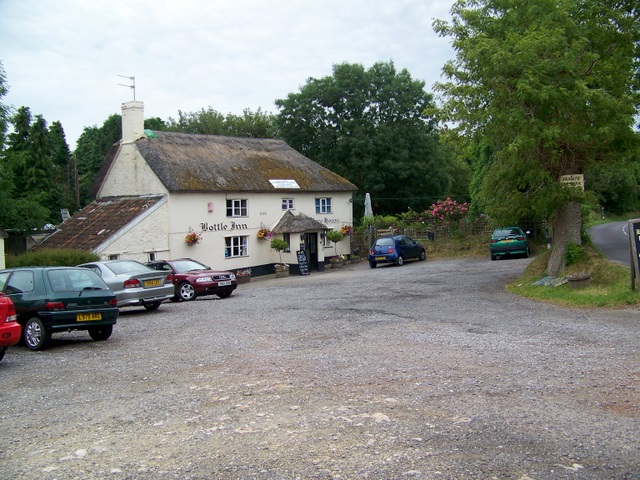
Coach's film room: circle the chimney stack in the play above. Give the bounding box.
[121,101,144,144]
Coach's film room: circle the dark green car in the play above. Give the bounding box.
[0,267,119,351]
[490,227,531,261]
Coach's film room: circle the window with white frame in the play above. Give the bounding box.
[108,254,119,260]
[281,198,294,210]
[283,233,291,252]
[226,199,248,217]
[225,236,248,258]
[148,252,157,262]
[315,197,332,214]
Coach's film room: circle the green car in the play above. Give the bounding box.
[490,227,531,261]
[0,267,119,351]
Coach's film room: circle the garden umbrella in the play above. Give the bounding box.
[364,193,373,219]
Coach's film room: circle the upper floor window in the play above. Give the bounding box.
[227,199,248,217]
[282,198,294,211]
[315,197,332,214]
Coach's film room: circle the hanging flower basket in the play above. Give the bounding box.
[185,232,201,246]
[257,227,272,240]
[341,225,353,236]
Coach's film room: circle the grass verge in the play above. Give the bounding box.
[508,245,638,309]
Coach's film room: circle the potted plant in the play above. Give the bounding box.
[326,230,344,267]
[235,268,252,284]
[270,238,290,277]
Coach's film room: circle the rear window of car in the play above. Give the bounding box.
[494,228,522,238]
[107,261,152,275]
[48,269,108,292]
[375,238,395,247]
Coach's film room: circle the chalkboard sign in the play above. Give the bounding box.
[297,250,310,276]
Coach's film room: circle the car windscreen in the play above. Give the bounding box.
[107,261,153,275]
[48,269,109,292]
[172,260,207,273]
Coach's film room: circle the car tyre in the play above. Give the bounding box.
[144,301,161,311]
[395,256,404,266]
[216,291,232,299]
[24,317,50,351]
[0,347,6,362]
[369,261,377,269]
[88,325,113,341]
[179,282,196,301]
[418,250,426,261]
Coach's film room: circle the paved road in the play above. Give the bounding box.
[587,220,632,266]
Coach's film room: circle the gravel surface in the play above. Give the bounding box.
[0,257,639,479]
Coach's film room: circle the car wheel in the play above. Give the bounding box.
[0,347,5,362]
[395,256,404,266]
[491,255,497,261]
[216,291,232,299]
[88,325,113,341]
[179,282,196,301]
[369,261,377,269]
[144,301,161,311]
[24,317,50,351]
[524,248,530,258]
[418,250,426,261]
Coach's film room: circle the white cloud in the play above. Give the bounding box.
[0,0,454,148]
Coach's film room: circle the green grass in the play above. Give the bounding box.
[507,246,639,309]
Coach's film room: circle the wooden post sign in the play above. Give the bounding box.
[629,219,640,292]
[296,250,310,276]
[560,174,585,191]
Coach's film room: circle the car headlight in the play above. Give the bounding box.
[229,274,236,279]
[196,277,213,283]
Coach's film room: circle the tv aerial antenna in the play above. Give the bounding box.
[117,75,136,100]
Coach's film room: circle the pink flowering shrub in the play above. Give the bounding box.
[421,198,470,225]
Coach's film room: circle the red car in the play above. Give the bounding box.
[0,293,21,362]
[145,258,237,302]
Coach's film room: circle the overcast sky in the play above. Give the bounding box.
[0,0,455,149]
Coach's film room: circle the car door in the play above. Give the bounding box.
[1,270,41,316]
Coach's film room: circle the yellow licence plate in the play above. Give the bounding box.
[375,256,386,261]
[77,312,102,322]
[144,279,162,287]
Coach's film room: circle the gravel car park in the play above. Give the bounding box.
[0,257,638,479]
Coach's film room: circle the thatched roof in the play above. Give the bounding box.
[37,196,164,252]
[272,211,330,234]
[100,132,358,194]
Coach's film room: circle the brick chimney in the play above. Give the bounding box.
[121,101,144,144]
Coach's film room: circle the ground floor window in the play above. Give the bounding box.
[225,236,248,258]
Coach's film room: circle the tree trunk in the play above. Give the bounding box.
[546,201,582,276]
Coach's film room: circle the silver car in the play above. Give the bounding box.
[78,260,174,311]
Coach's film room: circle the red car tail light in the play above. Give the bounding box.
[387,247,395,254]
[5,302,16,323]
[46,301,66,311]
[490,239,497,244]
[109,298,118,307]
[166,274,174,283]
[124,279,141,289]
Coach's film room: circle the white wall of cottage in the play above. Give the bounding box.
[95,202,170,262]
[163,192,353,271]
[97,144,168,198]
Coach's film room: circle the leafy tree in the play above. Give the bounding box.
[74,114,122,205]
[165,107,277,138]
[0,61,10,151]
[275,61,463,216]
[433,0,640,275]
